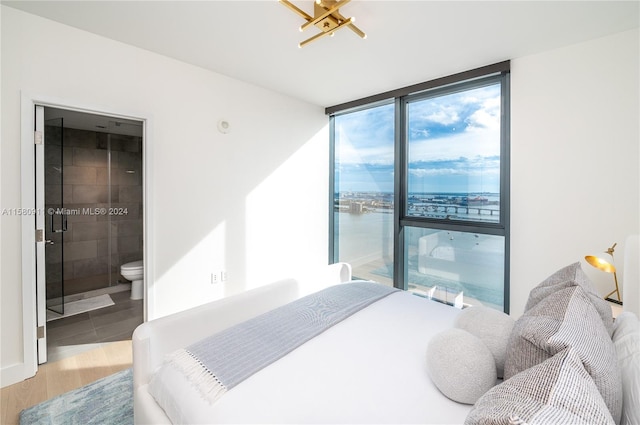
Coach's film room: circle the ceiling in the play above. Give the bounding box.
[44,107,144,136]
[4,1,639,108]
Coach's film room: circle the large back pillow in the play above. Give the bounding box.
[467,348,615,425]
[525,262,613,335]
[504,285,622,423]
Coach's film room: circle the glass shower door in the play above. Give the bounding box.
[44,117,65,314]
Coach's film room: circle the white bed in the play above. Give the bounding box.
[148,290,470,424]
[134,235,640,425]
[133,263,471,424]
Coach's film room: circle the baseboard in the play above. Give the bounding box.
[1,362,34,388]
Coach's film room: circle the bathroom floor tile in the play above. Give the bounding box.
[45,288,142,363]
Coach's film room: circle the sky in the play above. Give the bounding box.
[335,83,502,194]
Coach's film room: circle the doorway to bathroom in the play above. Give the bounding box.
[39,106,144,362]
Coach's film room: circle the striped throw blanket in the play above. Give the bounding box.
[167,281,398,404]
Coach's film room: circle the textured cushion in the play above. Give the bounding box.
[426,328,497,404]
[504,286,622,422]
[454,306,515,378]
[466,348,615,425]
[612,312,640,425]
[613,311,639,341]
[524,262,613,335]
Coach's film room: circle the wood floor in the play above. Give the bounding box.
[1,290,141,425]
[1,340,132,425]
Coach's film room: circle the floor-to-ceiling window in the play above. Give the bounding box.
[329,62,510,312]
[331,102,395,286]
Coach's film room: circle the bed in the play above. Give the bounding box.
[133,236,640,424]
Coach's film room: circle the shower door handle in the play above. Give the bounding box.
[50,212,68,233]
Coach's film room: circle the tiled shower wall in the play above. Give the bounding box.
[45,126,143,299]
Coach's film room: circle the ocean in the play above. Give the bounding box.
[334,207,505,309]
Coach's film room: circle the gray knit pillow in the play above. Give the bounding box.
[466,348,615,425]
[426,328,497,404]
[454,306,515,378]
[525,262,613,335]
[504,286,622,423]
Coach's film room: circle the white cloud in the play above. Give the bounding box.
[423,106,460,125]
[409,168,458,177]
[409,129,500,162]
[466,97,500,132]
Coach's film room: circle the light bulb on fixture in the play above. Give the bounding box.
[585,242,622,304]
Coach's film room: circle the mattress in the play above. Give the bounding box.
[148,290,472,424]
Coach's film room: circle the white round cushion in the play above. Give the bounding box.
[426,328,497,404]
[454,306,515,378]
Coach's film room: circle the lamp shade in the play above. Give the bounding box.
[585,255,616,274]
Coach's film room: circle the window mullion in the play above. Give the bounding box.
[400,218,505,236]
[393,97,405,290]
[328,116,337,263]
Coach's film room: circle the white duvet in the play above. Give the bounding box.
[149,290,472,424]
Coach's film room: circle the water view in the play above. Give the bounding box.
[334,192,505,310]
[333,79,506,311]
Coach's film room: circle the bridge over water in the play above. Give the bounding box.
[410,205,499,216]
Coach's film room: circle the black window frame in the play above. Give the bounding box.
[328,62,511,313]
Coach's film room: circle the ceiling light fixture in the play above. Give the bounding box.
[279,0,366,48]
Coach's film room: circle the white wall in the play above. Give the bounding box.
[1,6,329,386]
[510,28,639,317]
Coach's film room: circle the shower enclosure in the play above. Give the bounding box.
[44,109,143,315]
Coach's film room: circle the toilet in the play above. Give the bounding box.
[121,260,144,300]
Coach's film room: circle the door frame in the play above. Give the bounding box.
[34,105,47,364]
[19,91,154,377]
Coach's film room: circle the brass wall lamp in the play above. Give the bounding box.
[585,242,622,305]
[279,0,367,48]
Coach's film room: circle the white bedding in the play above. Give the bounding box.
[149,290,472,424]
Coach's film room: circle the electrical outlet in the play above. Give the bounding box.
[211,272,219,284]
[221,270,228,282]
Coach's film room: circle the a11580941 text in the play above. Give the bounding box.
[1,207,128,216]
